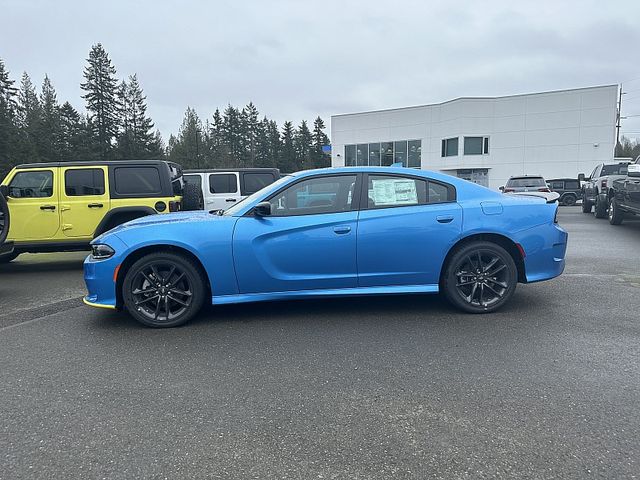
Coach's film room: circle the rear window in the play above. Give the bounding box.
[243,172,276,195]
[209,174,238,194]
[114,167,162,195]
[601,164,628,176]
[506,177,546,187]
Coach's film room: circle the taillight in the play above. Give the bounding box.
[601,179,607,188]
[503,188,515,193]
[169,201,181,212]
[538,187,550,192]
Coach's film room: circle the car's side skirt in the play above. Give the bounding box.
[212,284,439,305]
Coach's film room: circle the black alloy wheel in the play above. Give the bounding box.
[123,252,205,327]
[443,242,517,313]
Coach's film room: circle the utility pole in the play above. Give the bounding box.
[616,84,623,147]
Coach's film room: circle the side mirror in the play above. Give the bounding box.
[499,186,504,192]
[628,164,640,178]
[577,173,585,183]
[254,201,272,216]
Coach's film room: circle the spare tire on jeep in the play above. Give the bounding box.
[181,182,204,211]
[0,191,9,246]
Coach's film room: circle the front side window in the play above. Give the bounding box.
[183,174,202,189]
[114,167,162,195]
[8,170,54,198]
[65,169,105,196]
[269,175,357,217]
[209,174,238,194]
[442,137,459,157]
[550,181,564,190]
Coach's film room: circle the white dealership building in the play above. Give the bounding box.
[330,85,618,189]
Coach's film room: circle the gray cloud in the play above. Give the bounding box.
[2,0,640,140]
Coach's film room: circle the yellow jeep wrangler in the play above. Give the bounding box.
[0,160,191,263]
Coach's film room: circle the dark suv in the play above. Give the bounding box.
[547,178,581,206]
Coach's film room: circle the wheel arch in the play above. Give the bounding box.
[114,244,212,309]
[440,233,527,285]
[94,207,157,237]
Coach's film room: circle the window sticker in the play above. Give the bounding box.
[371,178,418,205]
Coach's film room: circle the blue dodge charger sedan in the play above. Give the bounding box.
[84,167,568,327]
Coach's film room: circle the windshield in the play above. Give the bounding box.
[506,177,546,187]
[601,164,628,176]
[223,175,293,216]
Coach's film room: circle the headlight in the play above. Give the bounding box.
[91,244,115,260]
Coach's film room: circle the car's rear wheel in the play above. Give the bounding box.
[442,242,518,313]
[563,194,576,206]
[608,198,624,225]
[594,196,607,218]
[123,252,206,327]
[581,196,592,213]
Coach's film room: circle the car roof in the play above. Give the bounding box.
[184,168,280,173]
[14,160,174,169]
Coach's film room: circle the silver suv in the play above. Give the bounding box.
[501,175,550,193]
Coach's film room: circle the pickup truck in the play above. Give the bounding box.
[608,159,640,225]
[580,161,630,218]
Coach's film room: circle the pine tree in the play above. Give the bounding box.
[242,102,259,167]
[221,105,242,167]
[40,75,61,162]
[266,120,281,169]
[16,72,41,163]
[294,120,312,169]
[116,74,157,159]
[0,59,19,178]
[206,109,224,167]
[312,116,330,168]
[167,107,203,168]
[280,121,297,173]
[59,102,95,161]
[81,43,119,160]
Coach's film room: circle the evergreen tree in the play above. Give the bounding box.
[221,105,242,167]
[294,120,312,169]
[311,116,330,168]
[254,117,271,168]
[280,121,297,173]
[0,59,19,178]
[116,74,158,158]
[167,107,203,168]
[266,120,281,169]
[81,43,119,160]
[242,102,259,167]
[40,75,61,162]
[59,103,95,161]
[16,72,42,163]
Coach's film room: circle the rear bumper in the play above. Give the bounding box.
[514,223,568,283]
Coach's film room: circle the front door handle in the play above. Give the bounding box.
[436,215,454,223]
[88,203,104,208]
[225,198,237,202]
[333,226,351,234]
[40,205,56,211]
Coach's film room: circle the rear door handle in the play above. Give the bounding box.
[88,203,104,208]
[225,198,237,202]
[40,205,56,211]
[436,215,454,223]
[333,226,351,234]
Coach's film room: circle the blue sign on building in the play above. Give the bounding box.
[321,145,332,155]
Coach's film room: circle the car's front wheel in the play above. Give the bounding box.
[442,242,518,313]
[123,252,206,327]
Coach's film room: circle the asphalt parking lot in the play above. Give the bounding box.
[1,207,639,479]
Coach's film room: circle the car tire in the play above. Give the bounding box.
[581,196,592,213]
[181,183,204,211]
[0,251,19,263]
[608,199,624,225]
[442,241,518,314]
[122,252,206,328]
[563,194,576,206]
[0,192,9,245]
[594,196,607,218]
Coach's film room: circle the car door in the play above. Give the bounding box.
[4,168,60,241]
[622,168,640,213]
[585,165,600,200]
[233,174,360,294]
[60,166,110,238]
[357,173,462,287]
[206,172,240,212]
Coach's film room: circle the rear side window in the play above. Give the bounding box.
[209,174,238,194]
[8,170,54,198]
[114,167,162,195]
[65,169,105,196]
[366,175,454,209]
[565,180,579,189]
[243,172,275,195]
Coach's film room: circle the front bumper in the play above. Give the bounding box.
[83,235,128,310]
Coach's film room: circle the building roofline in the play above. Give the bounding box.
[331,84,619,118]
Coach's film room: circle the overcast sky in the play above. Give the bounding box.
[2,0,640,142]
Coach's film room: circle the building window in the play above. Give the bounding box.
[369,143,381,166]
[441,137,458,157]
[344,140,421,168]
[345,144,356,166]
[464,136,489,155]
[408,140,421,168]
[356,144,368,166]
